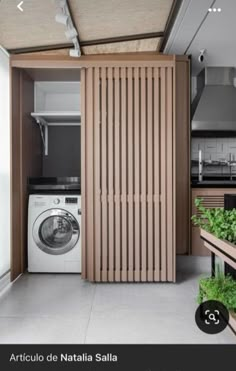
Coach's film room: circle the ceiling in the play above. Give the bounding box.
[0,0,177,55]
[164,0,236,75]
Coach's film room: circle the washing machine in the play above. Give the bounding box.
[28,194,81,273]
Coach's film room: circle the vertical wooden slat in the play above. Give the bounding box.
[167,67,173,281]
[114,68,121,281]
[121,67,127,281]
[94,67,101,282]
[86,67,95,281]
[160,67,167,281]
[140,67,147,282]
[81,68,87,279]
[147,67,154,281]
[134,67,141,282]
[173,62,177,282]
[127,67,134,281]
[101,67,108,282]
[154,68,160,281]
[108,67,114,281]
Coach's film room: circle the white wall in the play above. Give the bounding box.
[0,47,10,277]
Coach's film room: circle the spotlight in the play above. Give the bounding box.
[65,27,78,40]
[55,12,69,25]
[69,49,81,58]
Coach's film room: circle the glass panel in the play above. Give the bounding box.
[0,49,10,277]
[39,216,73,249]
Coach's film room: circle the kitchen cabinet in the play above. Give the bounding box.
[191,188,236,256]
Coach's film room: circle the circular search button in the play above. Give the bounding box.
[195,300,229,334]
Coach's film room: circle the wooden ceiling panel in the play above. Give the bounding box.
[82,38,162,55]
[69,0,174,41]
[0,0,68,49]
[0,0,174,53]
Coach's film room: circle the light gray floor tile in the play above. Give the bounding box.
[0,273,235,344]
[0,274,96,317]
[85,309,236,344]
[0,316,88,344]
[91,277,199,314]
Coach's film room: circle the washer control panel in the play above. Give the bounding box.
[53,198,60,205]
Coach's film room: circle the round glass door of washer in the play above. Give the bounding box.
[33,209,80,255]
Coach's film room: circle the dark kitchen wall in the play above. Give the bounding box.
[42,126,81,177]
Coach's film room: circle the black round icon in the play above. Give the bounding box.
[195,300,229,334]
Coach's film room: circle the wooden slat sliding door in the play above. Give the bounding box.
[81,65,175,282]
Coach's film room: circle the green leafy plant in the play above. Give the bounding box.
[191,198,236,244]
[198,265,236,312]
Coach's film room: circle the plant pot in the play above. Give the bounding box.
[229,311,236,334]
[200,229,236,269]
[200,229,236,334]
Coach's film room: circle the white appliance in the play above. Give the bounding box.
[28,194,81,273]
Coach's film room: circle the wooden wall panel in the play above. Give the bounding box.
[175,61,190,255]
[81,68,87,279]
[82,64,177,282]
[11,69,22,281]
[11,69,42,281]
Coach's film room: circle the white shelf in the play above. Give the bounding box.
[31,111,81,156]
[31,111,81,126]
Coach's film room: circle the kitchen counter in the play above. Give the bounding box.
[191,175,236,188]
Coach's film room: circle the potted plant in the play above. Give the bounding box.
[192,198,236,332]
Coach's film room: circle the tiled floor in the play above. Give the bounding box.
[0,259,235,344]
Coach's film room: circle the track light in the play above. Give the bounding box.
[69,49,81,58]
[55,12,69,25]
[65,27,78,40]
[54,0,81,58]
[55,0,67,7]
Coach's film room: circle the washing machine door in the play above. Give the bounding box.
[33,209,80,255]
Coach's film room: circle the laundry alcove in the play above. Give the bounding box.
[10,54,189,283]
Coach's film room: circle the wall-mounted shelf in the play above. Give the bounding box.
[31,111,81,156]
[31,111,81,126]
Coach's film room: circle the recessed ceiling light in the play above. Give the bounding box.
[213,8,217,12]
[218,8,222,12]
[208,8,212,12]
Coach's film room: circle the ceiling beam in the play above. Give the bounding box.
[80,31,164,47]
[159,0,184,52]
[8,31,164,54]
[8,43,73,54]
